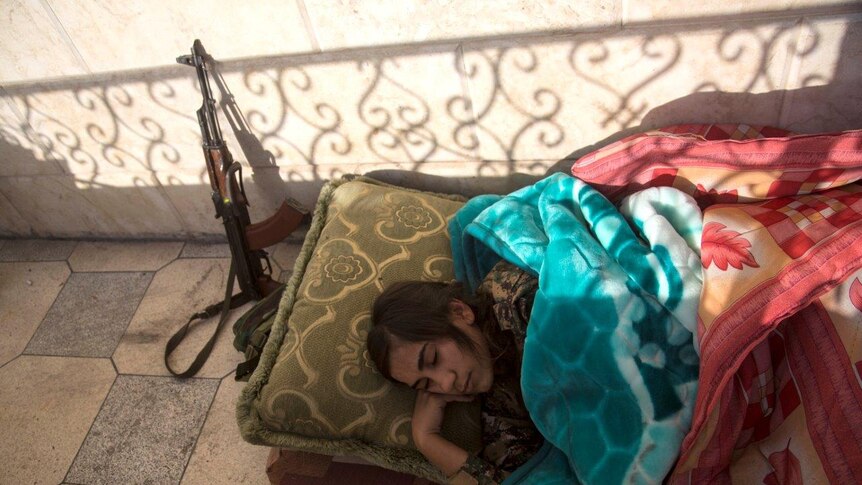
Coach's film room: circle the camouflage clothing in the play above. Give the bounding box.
[448,261,543,485]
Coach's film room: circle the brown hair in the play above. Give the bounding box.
[367,280,490,381]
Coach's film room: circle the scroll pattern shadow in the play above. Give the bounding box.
[2,8,860,238]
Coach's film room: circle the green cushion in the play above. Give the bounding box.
[238,176,482,482]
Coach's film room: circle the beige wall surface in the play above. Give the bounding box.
[1,0,861,239]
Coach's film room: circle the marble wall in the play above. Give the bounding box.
[1,0,861,239]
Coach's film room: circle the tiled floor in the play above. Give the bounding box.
[0,237,308,484]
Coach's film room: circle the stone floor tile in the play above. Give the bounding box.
[0,261,70,366]
[180,237,302,280]
[181,377,270,485]
[180,243,288,284]
[181,242,231,258]
[25,272,152,357]
[288,225,309,243]
[65,375,219,485]
[274,268,288,284]
[68,240,183,272]
[113,258,251,378]
[0,238,77,261]
[0,356,115,485]
[270,241,302,276]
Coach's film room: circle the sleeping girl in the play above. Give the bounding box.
[367,260,542,485]
[368,174,707,484]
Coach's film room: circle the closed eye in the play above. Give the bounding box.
[421,353,436,390]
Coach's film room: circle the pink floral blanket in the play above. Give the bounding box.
[571,124,862,483]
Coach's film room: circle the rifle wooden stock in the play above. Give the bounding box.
[245,199,307,250]
[203,149,220,193]
[208,148,249,206]
[257,275,284,297]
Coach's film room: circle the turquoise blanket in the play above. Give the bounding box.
[450,173,703,484]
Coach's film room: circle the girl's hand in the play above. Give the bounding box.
[411,391,475,477]
[411,390,474,448]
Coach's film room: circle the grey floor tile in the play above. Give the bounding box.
[0,238,77,261]
[0,261,70,366]
[113,258,249,378]
[181,242,231,258]
[25,272,152,357]
[65,375,219,485]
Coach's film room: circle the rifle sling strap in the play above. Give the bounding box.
[234,353,260,381]
[164,260,251,378]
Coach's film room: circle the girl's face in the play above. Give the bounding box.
[387,300,494,396]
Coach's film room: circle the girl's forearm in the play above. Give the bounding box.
[415,433,469,477]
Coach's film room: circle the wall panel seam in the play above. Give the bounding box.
[295,0,322,53]
[38,0,92,74]
[454,43,482,164]
[776,17,808,128]
[0,184,34,236]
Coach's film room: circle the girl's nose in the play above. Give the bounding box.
[437,369,457,394]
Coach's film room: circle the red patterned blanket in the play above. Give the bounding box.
[572,125,862,483]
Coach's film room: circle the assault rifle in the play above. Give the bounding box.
[165,39,307,377]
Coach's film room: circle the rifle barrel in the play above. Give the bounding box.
[188,42,223,148]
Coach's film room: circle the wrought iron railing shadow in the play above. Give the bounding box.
[0,4,860,237]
